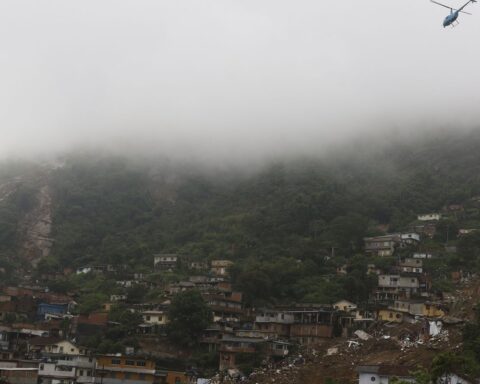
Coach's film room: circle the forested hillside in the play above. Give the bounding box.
[3,130,480,305]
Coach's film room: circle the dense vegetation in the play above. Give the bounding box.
[4,130,480,305]
[0,161,42,281]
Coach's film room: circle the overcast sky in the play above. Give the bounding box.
[0,0,479,162]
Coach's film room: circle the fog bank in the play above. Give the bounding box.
[0,0,479,163]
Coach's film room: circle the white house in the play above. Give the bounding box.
[76,267,92,275]
[44,340,82,355]
[418,213,441,221]
[437,373,472,384]
[38,355,95,384]
[333,300,357,312]
[401,233,420,244]
[357,365,414,384]
[412,252,433,259]
[142,310,168,325]
[153,254,178,270]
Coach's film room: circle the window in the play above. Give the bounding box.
[79,370,84,376]
[126,360,135,366]
[146,316,151,321]
[136,361,146,367]
[111,359,121,365]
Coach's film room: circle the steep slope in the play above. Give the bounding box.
[17,183,53,267]
[0,163,55,277]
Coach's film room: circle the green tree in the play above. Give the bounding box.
[431,352,469,383]
[166,290,212,347]
[108,305,143,330]
[76,293,108,314]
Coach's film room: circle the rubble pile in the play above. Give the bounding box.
[208,320,465,384]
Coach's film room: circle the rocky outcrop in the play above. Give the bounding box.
[18,183,54,267]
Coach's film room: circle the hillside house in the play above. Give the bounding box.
[0,366,38,384]
[391,299,425,317]
[411,223,437,238]
[138,310,168,335]
[400,233,420,245]
[166,281,196,295]
[153,254,178,270]
[95,355,157,384]
[256,306,339,345]
[357,365,415,384]
[459,228,478,237]
[141,310,168,325]
[364,234,400,257]
[333,300,357,312]
[254,310,294,339]
[375,274,419,302]
[391,299,445,318]
[210,260,234,276]
[38,355,95,384]
[377,308,405,323]
[412,252,433,259]
[219,335,265,370]
[76,267,92,275]
[189,261,208,271]
[399,258,423,274]
[200,324,233,352]
[417,213,441,221]
[110,294,127,302]
[27,338,84,358]
[287,307,338,345]
[203,293,243,323]
[37,303,70,321]
[438,373,473,384]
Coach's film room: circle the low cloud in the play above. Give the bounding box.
[0,0,479,163]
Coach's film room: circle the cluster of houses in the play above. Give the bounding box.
[357,364,472,384]
[0,207,476,382]
[0,335,189,384]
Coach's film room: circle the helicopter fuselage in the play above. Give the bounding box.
[443,11,459,26]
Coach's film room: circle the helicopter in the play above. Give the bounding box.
[431,0,477,27]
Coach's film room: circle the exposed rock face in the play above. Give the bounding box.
[18,183,54,267]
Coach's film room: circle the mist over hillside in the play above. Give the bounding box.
[1,129,480,302]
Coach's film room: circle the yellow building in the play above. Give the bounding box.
[95,356,189,384]
[422,303,445,318]
[95,355,156,383]
[377,309,404,323]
